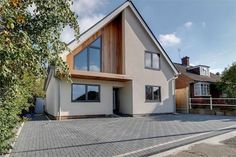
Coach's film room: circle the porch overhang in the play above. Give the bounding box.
[70,70,132,82]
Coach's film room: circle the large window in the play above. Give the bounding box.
[145,51,160,70]
[72,84,100,102]
[194,82,210,96]
[145,85,161,102]
[74,37,101,72]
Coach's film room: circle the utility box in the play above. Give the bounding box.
[35,98,45,114]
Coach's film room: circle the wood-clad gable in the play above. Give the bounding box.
[102,14,123,74]
[175,74,192,89]
[67,13,124,76]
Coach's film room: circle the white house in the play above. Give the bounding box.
[44,1,179,119]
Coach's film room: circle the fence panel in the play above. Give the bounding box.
[189,98,236,110]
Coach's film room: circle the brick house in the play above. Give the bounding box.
[175,56,221,113]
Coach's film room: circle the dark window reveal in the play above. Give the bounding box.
[145,85,161,102]
[72,84,100,102]
[74,37,101,72]
[145,51,160,70]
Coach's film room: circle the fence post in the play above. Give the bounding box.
[210,97,213,110]
[189,98,192,110]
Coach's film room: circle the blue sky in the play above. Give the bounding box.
[61,0,236,73]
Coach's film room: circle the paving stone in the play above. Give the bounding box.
[10,114,236,157]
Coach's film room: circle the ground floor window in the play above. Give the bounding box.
[145,85,161,102]
[71,84,100,102]
[194,82,210,96]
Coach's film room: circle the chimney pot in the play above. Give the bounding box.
[182,56,189,66]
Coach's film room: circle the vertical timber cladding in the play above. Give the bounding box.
[67,13,123,74]
[102,14,123,74]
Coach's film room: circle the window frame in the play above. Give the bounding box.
[194,82,210,96]
[145,85,161,102]
[144,51,161,70]
[71,83,101,102]
[73,36,102,72]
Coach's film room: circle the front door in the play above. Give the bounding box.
[113,88,119,114]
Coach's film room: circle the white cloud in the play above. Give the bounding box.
[61,0,106,43]
[202,22,206,28]
[60,26,76,43]
[79,14,104,33]
[89,65,100,72]
[60,14,104,43]
[210,68,223,74]
[71,0,107,16]
[184,21,193,28]
[159,33,181,46]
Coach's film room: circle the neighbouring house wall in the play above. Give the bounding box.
[175,75,192,89]
[59,78,125,116]
[190,83,196,98]
[176,87,189,113]
[123,7,176,114]
[45,75,59,116]
[175,75,191,113]
[210,84,221,98]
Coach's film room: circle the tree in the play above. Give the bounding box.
[217,62,236,97]
[0,0,79,153]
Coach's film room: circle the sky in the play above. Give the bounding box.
[60,0,236,74]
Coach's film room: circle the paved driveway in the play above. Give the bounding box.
[10,114,236,157]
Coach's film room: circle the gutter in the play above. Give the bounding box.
[170,73,180,81]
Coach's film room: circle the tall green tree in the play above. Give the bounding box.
[0,0,79,153]
[218,62,236,97]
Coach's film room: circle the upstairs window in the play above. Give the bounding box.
[201,67,210,76]
[74,37,101,72]
[145,51,160,70]
[194,82,210,96]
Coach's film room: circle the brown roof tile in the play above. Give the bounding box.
[174,63,220,83]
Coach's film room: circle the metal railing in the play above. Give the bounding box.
[189,97,236,110]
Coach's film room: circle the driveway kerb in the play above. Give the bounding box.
[4,122,24,157]
[151,128,236,157]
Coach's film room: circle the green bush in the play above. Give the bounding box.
[0,0,79,154]
[217,62,236,97]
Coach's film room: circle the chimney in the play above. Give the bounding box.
[182,56,189,66]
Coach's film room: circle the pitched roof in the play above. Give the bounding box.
[65,0,179,75]
[174,63,220,83]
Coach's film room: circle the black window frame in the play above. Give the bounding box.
[145,51,161,70]
[73,36,102,72]
[71,83,101,102]
[145,85,161,102]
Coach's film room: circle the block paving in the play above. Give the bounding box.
[10,114,236,157]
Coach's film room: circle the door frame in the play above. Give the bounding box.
[113,88,119,114]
